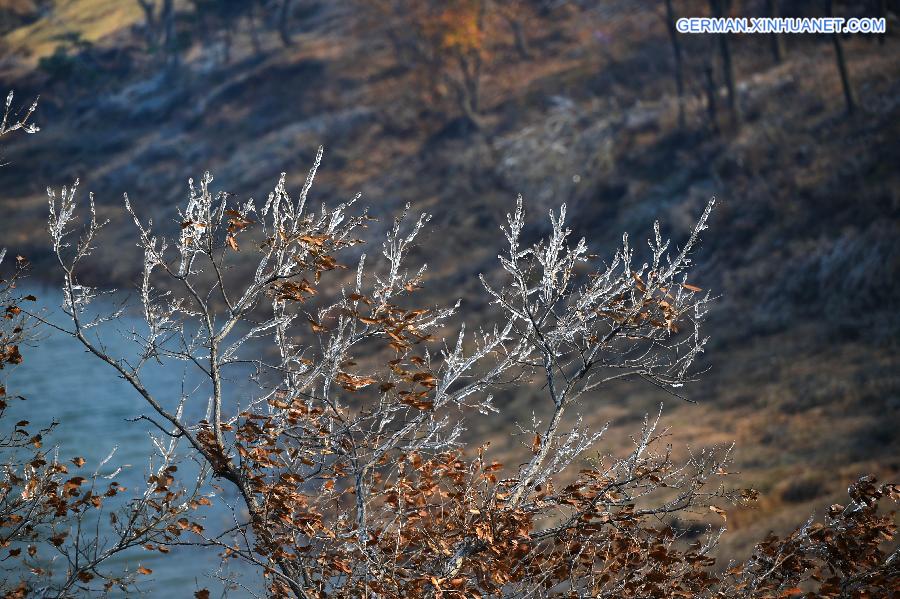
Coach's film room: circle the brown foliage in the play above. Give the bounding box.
[727,476,900,598]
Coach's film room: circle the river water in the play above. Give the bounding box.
[4,282,264,596]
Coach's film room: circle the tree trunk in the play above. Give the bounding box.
[248,2,263,56]
[279,0,294,47]
[766,0,785,63]
[222,26,232,64]
[453,2,487,131]
[455,53,483,131]
[136,0,158,49]
[162,0,178,76]
[507,16,530,59]
[664,0,686,129]
[710,0,740,126]
[827,0,856,114]
[703,62,719,134]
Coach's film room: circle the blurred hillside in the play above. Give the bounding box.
[1,0,898,561]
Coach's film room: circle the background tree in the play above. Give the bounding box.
[360,0,539,130]
[766,0,786,63]
[709,0,741,126]
[278,0,295,47]
[136,0,179,76]
[826,0,857,114]
[435,0,490,127]
[703,61,720,133]
[664,0,686,129]
[191,0,262,64]
[495,0,534,60]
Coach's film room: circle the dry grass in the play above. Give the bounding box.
[2,0,179,62]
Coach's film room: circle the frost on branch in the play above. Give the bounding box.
[1,91,39,138]
[1,94,217,596]
[42,149,898,598]
[40,147,731,596]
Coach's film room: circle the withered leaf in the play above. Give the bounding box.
[309,318,328,333]
[709,505,727,520]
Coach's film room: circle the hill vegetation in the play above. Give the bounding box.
[0,0,898,574]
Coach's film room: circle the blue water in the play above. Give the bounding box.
[3,283,264,596]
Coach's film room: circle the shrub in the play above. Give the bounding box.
[36,146,898,596]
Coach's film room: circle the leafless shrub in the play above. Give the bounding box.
[37,141,746,596]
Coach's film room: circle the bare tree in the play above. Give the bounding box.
[136,0,179,72]
[136,0,179,76]
[495,0,533,60]
[39,136,750,595]
[709,0,740,126]
[766,0,785,63]
[664,0,686,129]
[703,61,720,133]
[278,0,295,47]
[361,0,521,130]
[162,0,178,74]
[826,0,857,114]
[136,0,160,48]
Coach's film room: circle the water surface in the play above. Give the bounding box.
[5,283,264,596]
